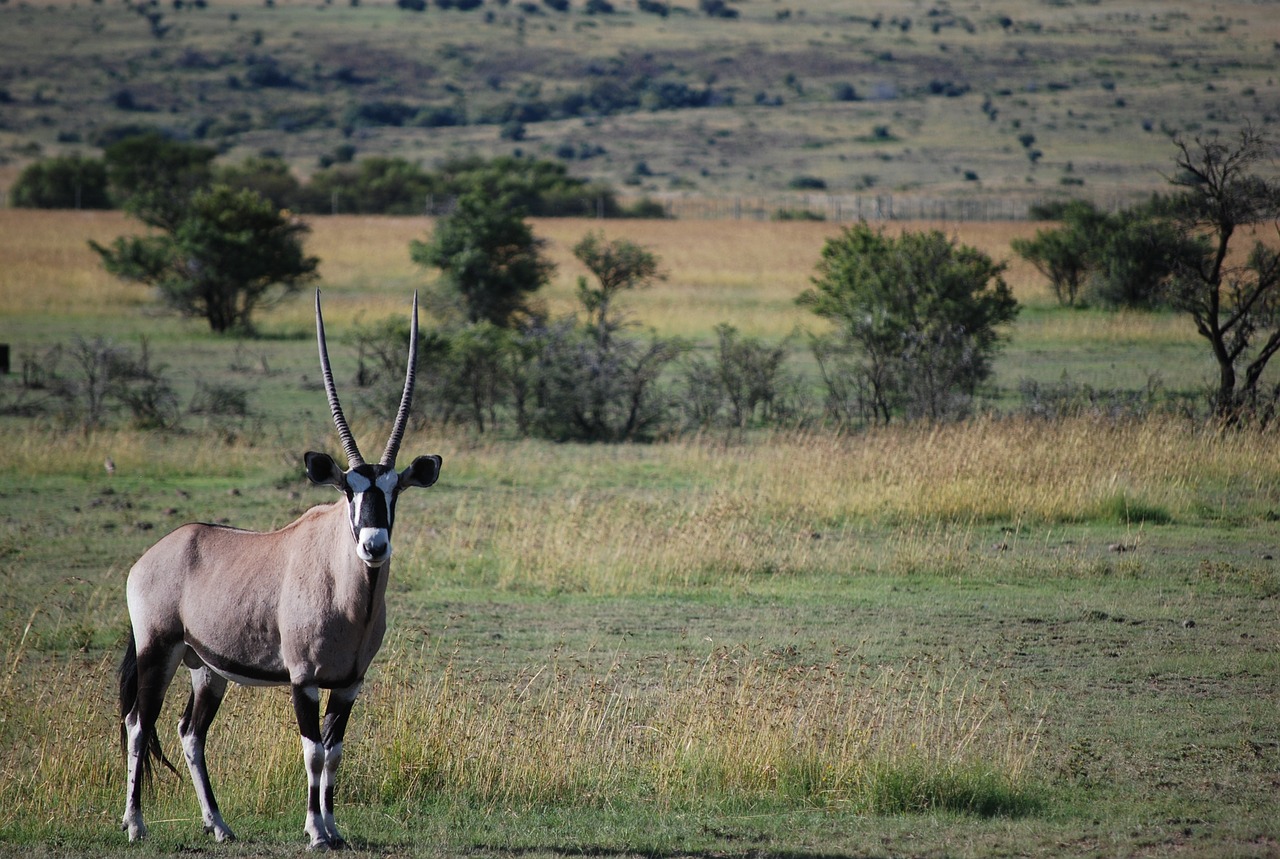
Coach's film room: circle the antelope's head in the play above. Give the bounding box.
[306,291,441,568]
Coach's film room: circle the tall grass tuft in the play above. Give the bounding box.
[0,637,1043,838]
[348,643,1045,816]
[401,416,1280,594]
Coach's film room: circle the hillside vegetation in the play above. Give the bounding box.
[2,0,1278,210]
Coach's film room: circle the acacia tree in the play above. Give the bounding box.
[409,179,555,327]
[92,185,319,333]
[799,222,1018,423]
[1162,126,1280,422]
[572,231,665,348]
[1011,201,1111,307]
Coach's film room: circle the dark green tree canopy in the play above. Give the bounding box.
[103,132,217,230]
[799,222,1018,422]
[1011,200,1111,307]
[11,154,112,209]
[92,185,319,333]
[214,156,303,212]
[298,156,440,215]
[410,180,555,327]
[1013,199,1200,309]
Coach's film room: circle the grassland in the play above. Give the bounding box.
[1,0,1278,209]
[1,211,1279,856]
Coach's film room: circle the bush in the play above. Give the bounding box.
[788,175,827,191]
[1010,200,1108,307]
[1090,206,1199,309]
[1012,199,1199,309]
[520,317,680,441]
[41,336,179,432]
[700,0,738,18]
[799,223,1018,424]
[679,325,795,431]
[214,156,302,211]
[10,154,112,209]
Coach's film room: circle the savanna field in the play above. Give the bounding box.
[1,210,1279,858]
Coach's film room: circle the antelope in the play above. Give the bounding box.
[118,291,441,849]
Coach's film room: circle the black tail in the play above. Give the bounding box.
[118,632,178,783]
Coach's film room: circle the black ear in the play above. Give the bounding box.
[304,451,345,488]
[400,454,441,489]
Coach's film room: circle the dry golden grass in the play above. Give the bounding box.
[385,414,1280,594]
[0,211,139,316]
[0,633,1044,833]
[16,208,1263,346]
[0,211,1049,339]
[351,643,1044,812]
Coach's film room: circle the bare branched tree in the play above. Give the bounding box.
[1163,125,1280,423]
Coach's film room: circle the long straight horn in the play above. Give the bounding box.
[380,292,419,467]
[315,290,365,469]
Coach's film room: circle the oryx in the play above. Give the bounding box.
[118,291,441,849]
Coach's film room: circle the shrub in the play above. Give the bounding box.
[788,175,827,191]
[42,336,179,432]
[799,223,1018,424]
[520,317,680,441]
[10,154,112,209]
[1010,200,1108,307]
[348,100,419,127]
[700,0,738,18]
[214,156,302,211]
[680,325,793,430]
[1013,199,1198,309]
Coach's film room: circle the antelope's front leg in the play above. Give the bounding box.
[318,683,362,848]
[292,685,338,850]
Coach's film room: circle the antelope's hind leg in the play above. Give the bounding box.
[178,656,236,842]
[120,636,184,842]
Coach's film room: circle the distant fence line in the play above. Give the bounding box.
[638,192,1154,222]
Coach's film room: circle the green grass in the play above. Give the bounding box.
[2,213,1280,855]
[2,424,1280,856]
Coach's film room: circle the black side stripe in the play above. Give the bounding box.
[186,636,291,685]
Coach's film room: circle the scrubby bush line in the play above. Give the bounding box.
[11,148,662,219]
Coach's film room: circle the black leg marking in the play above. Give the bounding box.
[120,638,182,841]
[318,688,358,849]
[293,685,332,849]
